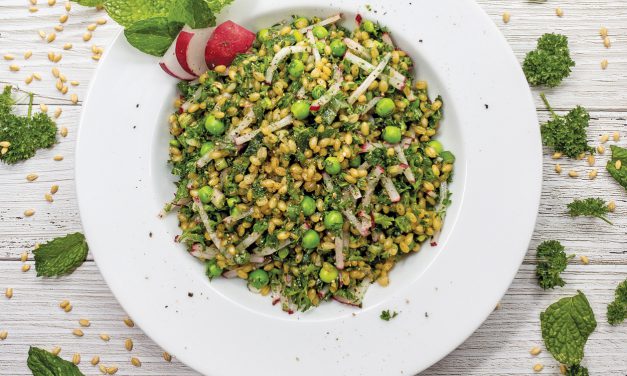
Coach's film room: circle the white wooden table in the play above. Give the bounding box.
[1,1,626,375]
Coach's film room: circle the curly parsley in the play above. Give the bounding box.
[536,240,573,289]
[567,197,613,225]
[0,87,57,164]
[607,278,627,325]
[540,93,593,158]
[523,33,575,87]
[380,310,398,321]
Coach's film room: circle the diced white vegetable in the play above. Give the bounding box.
[359,96,381,115]
[310,66,343,111]
[380,175,401,202]
[234,115,293,145]
[193,197,224,252]
[344,51,406,90]
[236,231,262,252]
[298,14,343,34]
[227,108,256,139]
[393,145,416,183]
[343,38,369,58]
[348,53,391,104]
[342,209,370,236]
[223,207,253,226]
[306,29,321,63]
[265,46,310,83]
[335,235,345,270]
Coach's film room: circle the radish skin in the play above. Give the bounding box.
[348,53,391,104]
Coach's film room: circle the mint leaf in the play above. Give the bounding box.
[205,0,233,13]
[607,145,627,191]
[169,0,215,29]
[607,278,627,325]
[27,346,84,376]
[33,233,89,277]
[72,0,103,6]
[540,291,597,366]
[124,17,184,56]
[104,0,174,27]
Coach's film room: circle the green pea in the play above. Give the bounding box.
[427,140,444,154]
[301,196,316,216]
[349,156,362,168]
[204,115,225,136]
[294,17,309,29]
[261,97,272,109]
[227,197,239,207]
[375,98,395,117]
[198,186,213,204]
[292,30,304,42]
[319,262,338,283]
[323,210,344,230]
[330,39,347,57]
[288,60,305,78]
[315,41,325,53]
[206,260,222,278]
[278,248,289,259]
[440,150,456,164]
[258,28,270,42]
[169,139,180,147]
[301,229,320,249]
[248,269,269,289]
[311,86,326,100]
[291,100,311,120]
[383,126,402,144]
[199,141,215,156]
[230,206,241,217]
[215,157,228,171]
[363,20,375,33]
[312,26,329,39]
[324,157,341,175]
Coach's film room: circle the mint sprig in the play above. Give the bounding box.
[27,346,85,376]
[540,291,597,366]
[33,233,89,277]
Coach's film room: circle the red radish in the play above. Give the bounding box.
[159,39,196,80]
[205,21,255,68]
[175,26,214,76]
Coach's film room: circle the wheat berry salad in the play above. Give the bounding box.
[163,14,455,313]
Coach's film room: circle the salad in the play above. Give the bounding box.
[164,14,455,312]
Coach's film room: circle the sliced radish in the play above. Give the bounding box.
[176,26,214,76]
[348,53,391,104]
[299,14,343,34]
[159,40,196,80]
[205,21,256,68]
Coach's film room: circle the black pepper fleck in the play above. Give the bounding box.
[485,104,489,109]
[188,292,194,297]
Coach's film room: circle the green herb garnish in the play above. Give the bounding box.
[540,291,596,366]
[380,310,398,321]
[536,240,573,290]
[33,233,89,277]
[124,17,184,56]
[0,86,57,164]
[540,93,592,158]
[565,365,589,376]
[606,145,627,191]
[523,33,575,87]
[567,197,613,225]
[27,346,85,376]
[607,278,627,325]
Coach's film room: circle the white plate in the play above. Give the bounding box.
[76,0,541,375]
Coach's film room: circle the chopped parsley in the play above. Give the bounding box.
[380,309,398,321]
[567,197,613,225]
[536,240,573,290]
[607,278,627,325]
[523,33,575,87]
[540,93,593,158]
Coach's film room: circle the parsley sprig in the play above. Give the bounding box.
[536,240,573,290]
[540,93,593,158]
[567,197,613,225]
[523,33,575,87]
[607,279,627,325]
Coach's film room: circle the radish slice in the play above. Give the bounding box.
[334,235,345,270]
[249,255,266,264]
[362,166,384,208]
[255,239,292,256]
[393,145,416,183]
[205,21,256,68]
[190,245,218,260]
[227,109,256,139]
[236,231,262,252]
[296,86,307,99]
[180,86,203,112]
[159,40,196,80]
[348,185,362,200]
[223,207,253,226]
[359,96,381,115]
[310,66,343,111]
[380,175,400,202]
[322,173,334,192]
[234,115,293,145]
[343,38,369,58]
[222,269,239,278]
[344,51,406,90]
[381,32,395,48]
[176,26,214,76]
[348,53,391,104]
[298,13,343,34]
[192,197,224,252]
[306,29,321,63]
[265,46,310,83]
[342,209,370,236]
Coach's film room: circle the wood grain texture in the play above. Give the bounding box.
[0,0,626,375]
